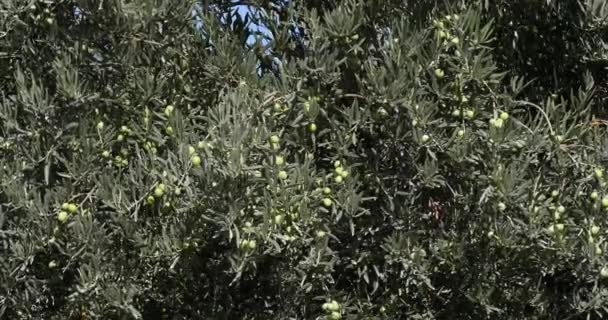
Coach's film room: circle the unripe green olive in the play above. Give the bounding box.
[434,68,445,79]
[57,211,69,223]
[329,311,341,320]
[153,187,164,198]
[327,300,340,311]
[191,155,202,167]
[278,171,288,180]
[269,135,280,144]
[591,191,599,200]
[493,118,504,128]
[164,105,174,116]
[67,203,78,214]
[602,197,608,208]
[595,168,604,179]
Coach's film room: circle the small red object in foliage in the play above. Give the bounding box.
[428,197,446,225]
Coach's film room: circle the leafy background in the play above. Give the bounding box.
[2,0,608,319]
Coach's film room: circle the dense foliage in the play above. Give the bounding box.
[2,0,608,319]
